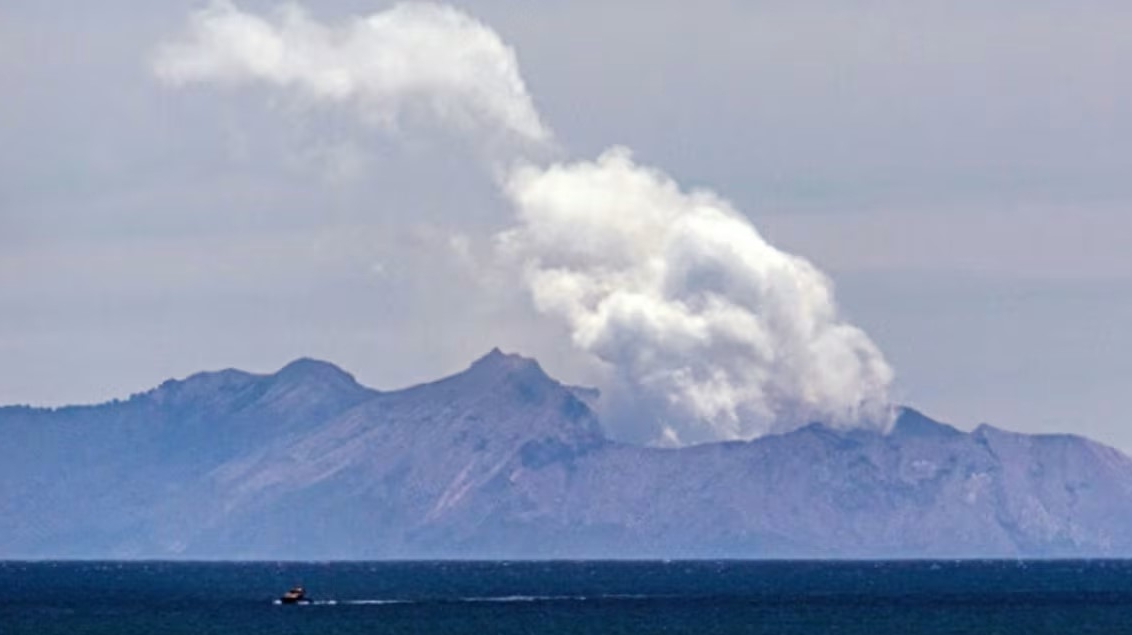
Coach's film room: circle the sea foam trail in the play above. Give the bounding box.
[278,595,654,606]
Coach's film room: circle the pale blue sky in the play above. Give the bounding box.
[2,1,1130,448]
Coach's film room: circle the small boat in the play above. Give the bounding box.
[279,586,309,605]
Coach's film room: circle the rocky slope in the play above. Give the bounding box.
[2,350,1131,559]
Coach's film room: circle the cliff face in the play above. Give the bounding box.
[3,350,1131,559]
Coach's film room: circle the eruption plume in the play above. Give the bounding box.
[154,0,550,144]
[500,148,893,442]
[156,1,894,444]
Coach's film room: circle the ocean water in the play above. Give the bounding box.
[3,560,1132,634]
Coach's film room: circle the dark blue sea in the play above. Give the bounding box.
[3,560,1132,634]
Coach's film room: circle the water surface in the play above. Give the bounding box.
[3,560,1131,634]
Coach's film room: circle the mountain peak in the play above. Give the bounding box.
[266,357,375,406]
[462,347,553,384]
[404,348,604,439]
[275,357,357,384]
[891,407,963,438]
[470,347,539,372]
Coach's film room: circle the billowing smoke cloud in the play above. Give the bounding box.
[156,1,894,444]
[154,0,550,145]
[500,148,893,443]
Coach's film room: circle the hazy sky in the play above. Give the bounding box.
[2,2,1131,449]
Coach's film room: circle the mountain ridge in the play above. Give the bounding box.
[2,350,1131,559]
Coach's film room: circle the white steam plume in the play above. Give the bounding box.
[156,2,895,444]
[500,148,893,443]
[154,0,550,144]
